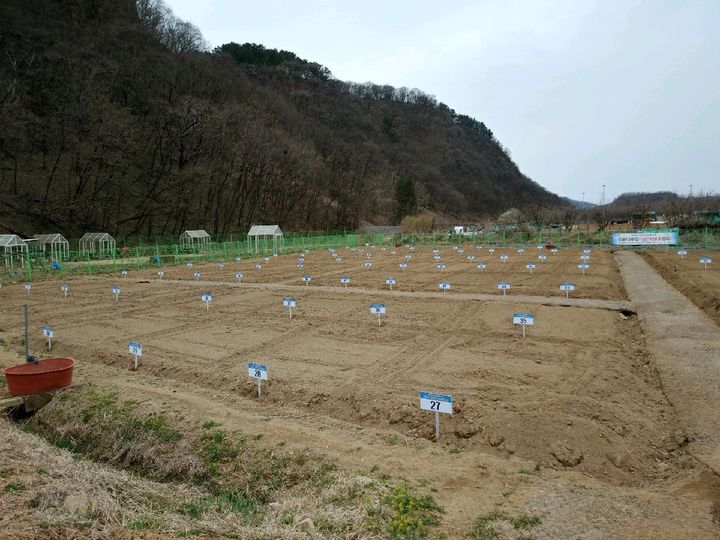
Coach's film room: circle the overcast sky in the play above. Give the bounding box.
[166,0,719,203]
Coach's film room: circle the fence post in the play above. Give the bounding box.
[112,249,117,272]
[135,248,140,269]
[87,253,92,274]
[26,253,33,281]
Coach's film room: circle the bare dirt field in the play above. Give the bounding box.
[641,249,720,326]
[1,246,718,538]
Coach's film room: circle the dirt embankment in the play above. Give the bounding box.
[641,249,720,326]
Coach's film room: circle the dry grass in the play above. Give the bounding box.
[2,385,442,538]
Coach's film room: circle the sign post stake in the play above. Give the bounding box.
[257,377,262,398]
[435,411,440,442]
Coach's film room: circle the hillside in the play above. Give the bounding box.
[0,0,567,237]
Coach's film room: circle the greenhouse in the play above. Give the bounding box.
[34,233,70,261]
[247,225,284,254]
[180,230,211,250]
[0,234,29,269]
[79,232,116,255]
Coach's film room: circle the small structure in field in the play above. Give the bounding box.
[79,232,115,255]
[0,234,29,269]
[180,230,211,251]
[34,233,70,261]
[247,225,284,254]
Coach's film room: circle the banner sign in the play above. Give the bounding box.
[611,231,678,246]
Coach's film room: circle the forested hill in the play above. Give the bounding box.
[0,0,566,237]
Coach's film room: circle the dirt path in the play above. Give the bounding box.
[159,279,635,312]
[616,251,720,473]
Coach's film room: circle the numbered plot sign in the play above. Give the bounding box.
[193,271,201,280]
[391,250,397,256]
[399,262,408,269]
[23,282,31,292]
[439,281,451,290]
[370,303,386,315]
[500,255,509,262]
[121,269,129,276]
[404,254,412,260]
[218,262,225,269]
[477,263,486,270]
[187,262,193,268]
[201,292,213,302]
[419,392,453,414]
[364,261,373,269]
[526,263,536,270]
[264,257,270,263]
[340,276,351,284]
[129,341,143,356]
[578,263,589,269]
[700,257,712,268]
[536,244,544,250]
[583,249,592,254]
[283,297,297,308]
[302,274,312,283]
[517,248,525,253]
[112,286,121,295]
[437,263,446,270]
[497,281,511,290]
[467,255,475,261]
[60,284,69,292]
[560,282,576,291]
[538,255,547,261]
[157,270,165,278]
[458,248,464,254]
[386,277,396,285]
[580,254,590,260]
[43,325,54,338]
[335,256,342,262]
[550,248,559,254]
[432,249,440,254]
[452,246,458,251]
[235,272,243,281]
[677,250,687,257]
[513,313,534,325]
[433,255,441,261]
[248,362,268,381]
[297,263,305,269]
[235,257,241,262]
[256,263,262,270]
[488,248,495,253]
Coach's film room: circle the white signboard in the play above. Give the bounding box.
[364,261,372,268]
[235,272,243,281]
[256,263,262,270]
[370,303,386,314]
[677,249,687,257]
[302,274,312,284]
[488,248,496,253]
[248,362,268,381]
[538,255,547,262]
[477,263,486,271]
[560,282,576,291]
[500,254,508,262]
[194,271,201,280]
[700,257,712,269]
[399,262,408,270]
[438,281,451,290]
[283,297,297,308]
[187,262,193,268]
[517,248,525,253]
[386,277,396,288]
[201,292,212,302]
[467,255,475,261]
[43,325,54,338]
[434,255,441,261]
[112,286,120,300]
[419,392,453,414]
[437,263,446,270]
[129,341,143,356]
[340,276,351,286]
[497,281,511,290]
[513,313,534,325]
[60,284,69,297]
[121,269,129,276]
[157,270,165,278]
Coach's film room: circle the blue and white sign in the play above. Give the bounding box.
[187,262,193,268]
[399,262,408,270]
[536,244,544,250]
[467,255,475,261]
[235,272,243,282]
[580,254,590,260]
[283,297,297,308]
[611,231,678,246]
[517,248,525,253]
[112,286,120,299]
[700,257,712,269]
[439,281,451,290]
[437,263,446,270]
[264,256,270,263]
[386,277,396,287]
[121,269,129,276]
[218,262,225,269]
[201,292,212,302]
[477,263,486,271]
[560,283,576,291]
[157,270,165,278]
[497,281,511,290]
[526,263,536,271]
[578,263,589,270]
[434,255,441,261]
[129,341,142,357]
[248,362,268,381]
[60,284,69,296]
[500,254,508,262]
[405,254,412,260]
[419,392,453,414]
[370,303,386,315]
[340,276,351,285]
[256,263,262,270]
[235,257,241,262]
[488,248,496,253]
[513,313,534,325]
[42,325,54,338]
[364,261,372,268]
[550,248,558,254]
[677,249,687,257]
[194,271,201,280]
[538,255,547,262]
[302,274,312,283]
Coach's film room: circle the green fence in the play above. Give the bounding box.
[2,228,718,283]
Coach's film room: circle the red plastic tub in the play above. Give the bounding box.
[4,358,76,396]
